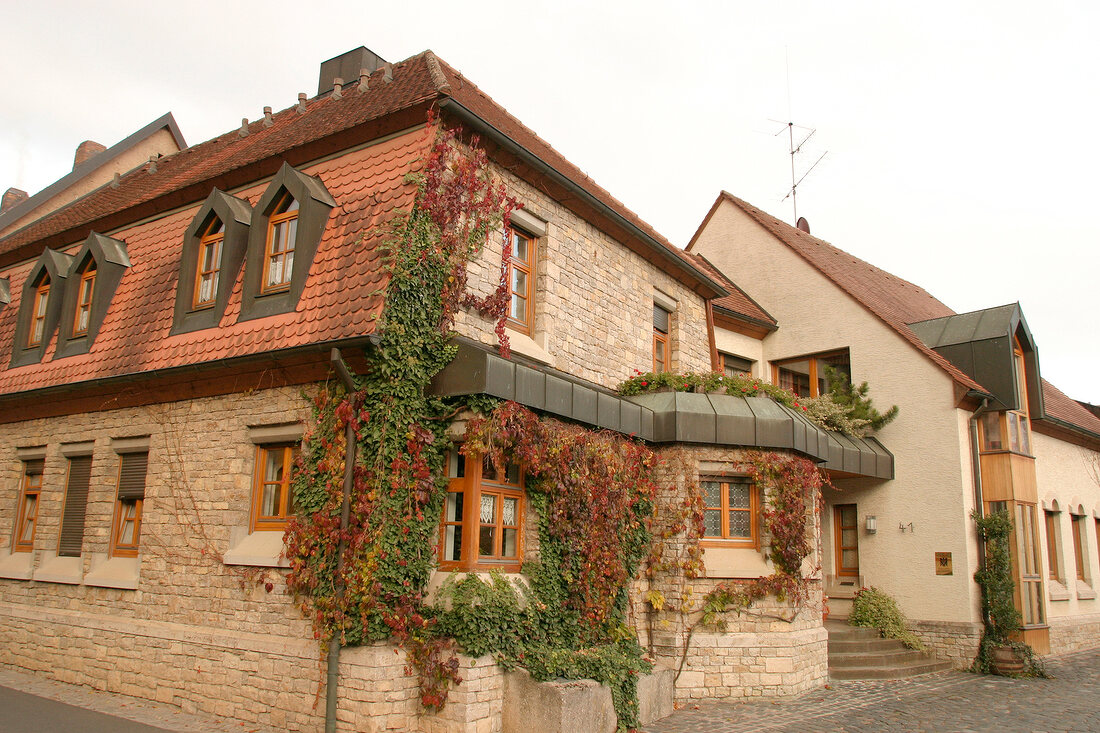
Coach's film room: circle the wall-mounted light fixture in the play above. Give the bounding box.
[865,515,877,533]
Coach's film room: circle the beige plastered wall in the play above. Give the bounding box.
[691,200,981,626]
[455,166,712,390]
[1032,430,1100,652]
[713,328,765,379]
[0,128,182,238]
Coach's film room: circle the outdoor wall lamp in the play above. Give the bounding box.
[865,515,877,533]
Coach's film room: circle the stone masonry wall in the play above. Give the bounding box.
[1049,612,1100,656]
[636,445,828,701]
[0,385,510,732]
[909,620,982,669]
[456,166,712,391]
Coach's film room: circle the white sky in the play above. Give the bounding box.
[2,1,1097,403]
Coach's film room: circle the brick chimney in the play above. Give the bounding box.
[74,140,107,169]
[1,187,28,213]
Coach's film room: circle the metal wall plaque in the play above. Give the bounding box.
[935,552,953,575]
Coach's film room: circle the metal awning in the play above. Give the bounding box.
[429,340,893,479]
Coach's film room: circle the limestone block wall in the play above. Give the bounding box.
[636,444,828,701]
[908,620,982,669]
[456,166,712,391]
[1049,612,1100,655]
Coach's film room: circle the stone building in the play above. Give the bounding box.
[689,192,1100,665]
[0,48,882,731]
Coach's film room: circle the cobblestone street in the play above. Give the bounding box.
[644,648,1100,733]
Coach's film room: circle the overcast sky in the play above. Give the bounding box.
[2,1,1097,403]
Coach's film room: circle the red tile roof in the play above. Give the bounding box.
[687,252,776,328]
[0,49,726,400]
[707,192,985,394]
[0,130,428,396]
[701,193,1100,440]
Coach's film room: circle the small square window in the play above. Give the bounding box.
[251,444,299,531]
[701,477,759,549]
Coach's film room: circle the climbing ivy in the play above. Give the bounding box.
[284,121,516,708]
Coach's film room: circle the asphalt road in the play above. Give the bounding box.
[0,685,173,733]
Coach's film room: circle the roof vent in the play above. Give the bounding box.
[796,216,811,233]
[318,47,386,96]
[74,140,107,169]
[1,187,28,213]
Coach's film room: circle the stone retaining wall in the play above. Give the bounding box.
[909,620,982,669]
[1049,613,1100,655]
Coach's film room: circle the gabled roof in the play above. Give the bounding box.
[692,192,1100,442]
[0,51,725,300]
[692,191,986,395]
[0,49,725,401]
[0,113,187,237]
[688,252,776,330]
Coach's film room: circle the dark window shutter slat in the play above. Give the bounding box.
[116,452,148,501]
[24,459,45,476]
[653,304,669,333]
[59,456,92,557]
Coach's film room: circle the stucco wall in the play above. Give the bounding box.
[1032,429,1100,646]
[691,201,980,625]
[455,167,712,391]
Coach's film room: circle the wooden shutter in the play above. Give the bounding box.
[116,452,148,501]
[24,459,44,477]
[58,456,92,557]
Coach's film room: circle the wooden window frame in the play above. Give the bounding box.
[653,304,671,373]
[72,261,97,337]
[771,350,851,399]
[251,444,298,531]
[28,277,50,347]
[438,453,525,572]
[111,497,143,558]
[505,228,535,334]
[1044,510,1062,581]
[260,193,299,294]
[834,504,860,577]
[14,461,44,552]
[700,476,759,549]
[110,452,148,558]
[1071,514,1086,582]
[192,217,224,310]
[719,352,752,378]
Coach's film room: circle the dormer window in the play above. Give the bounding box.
[172,189,251,335]
[28,274,50,347]
[194,217,224,309]
[262,192,299,293]
[73,260,97,336]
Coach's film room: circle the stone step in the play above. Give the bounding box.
[828,637,907,654]
[824,624,881,641]
[828,649,932,667]
[828,658,953,680]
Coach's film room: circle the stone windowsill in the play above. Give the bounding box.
[84,554,140,590]
[505,328,552,365]
[223,529,289,568]
[703,545,771,579]
[1048,579,1071,602]
[1077,581,1097,601]
[32,553,84,585]
[0,550,34,580]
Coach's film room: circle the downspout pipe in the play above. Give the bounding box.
[968,395,994,628]
[326,348,358,733]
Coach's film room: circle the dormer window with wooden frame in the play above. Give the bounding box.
[773,350,851,398]
[55,233,129,360]
[172,189,251,335]
[28,274,50,347]
[239,162,335,322]
[439,452,525,572]
[506,227,535,333]
[262,192,299,293]
[10,248,73,368]
[73,260,96,336]
[193,217,224,309]
[977,337,1034,456]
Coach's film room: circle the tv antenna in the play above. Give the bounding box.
[769,120,827,224]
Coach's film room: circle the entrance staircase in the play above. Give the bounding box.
[825,620,952,680]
